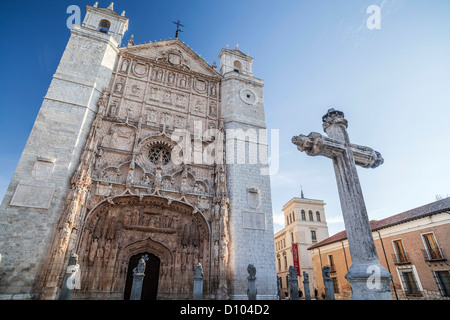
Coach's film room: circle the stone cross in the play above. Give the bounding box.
[322,266,335,300]
[130,255,148,300]
[247,264,257,300]
[303,271,311,300]
[58,253,80,300]
[292,109,392,300]
[288,266,299,300]
[193,263,204,300]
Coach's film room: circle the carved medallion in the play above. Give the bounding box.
[133,62,148,77]
[168,53,181,65]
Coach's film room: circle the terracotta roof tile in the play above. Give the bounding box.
[308,197,450,250]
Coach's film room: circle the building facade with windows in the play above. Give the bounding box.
[308,198,450,300]
[274,194,329,298]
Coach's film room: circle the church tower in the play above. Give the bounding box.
[219,46,278,299]
[0,4,128,299]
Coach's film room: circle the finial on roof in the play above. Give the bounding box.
[235,43,239,50]
[121,11,126,16]
[226,44,229,49]
[127,35,134,46]
[301,186,305,199]
[246,51,249,56]
[93,2,98,8]
[212,60,217,69]
[107,2,114,10]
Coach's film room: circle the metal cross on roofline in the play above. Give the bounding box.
[173,20,184,39]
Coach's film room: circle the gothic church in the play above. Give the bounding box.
[0,3,277,300]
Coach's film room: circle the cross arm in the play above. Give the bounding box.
[292,132,384,169]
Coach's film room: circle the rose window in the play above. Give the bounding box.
[148,145,171,165]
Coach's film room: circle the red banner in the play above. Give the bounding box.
[292,243,300,276]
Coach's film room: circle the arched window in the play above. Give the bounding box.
[233,60,242,73]
[301,210,306,221]
[316,211,321,222]
[98,19,111,34]
[309,210,314,221]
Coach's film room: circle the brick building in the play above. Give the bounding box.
[308,198,450,300]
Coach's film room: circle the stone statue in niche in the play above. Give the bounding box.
[209,101,217,117]
[154,161,163,192]
[109,100,118,117]
[162,178,172,190]
[115,80,124,93]
[178,76,187,88]
[168,72,175,85]
[219,235,228,264]
[120,59,129,72]
[57,222,71,253]
[156,69,163,82]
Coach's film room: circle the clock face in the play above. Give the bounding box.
[240,89,258,105]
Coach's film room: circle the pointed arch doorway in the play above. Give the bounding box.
[123,252,160,300]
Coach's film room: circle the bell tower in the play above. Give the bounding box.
[219,45,278,299]
[82,2,129,45]
[0,3,128,299]
[219,44,254,76]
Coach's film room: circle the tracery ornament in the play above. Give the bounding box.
[148,145,171,166]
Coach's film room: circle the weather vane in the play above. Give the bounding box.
[173,20,184,39]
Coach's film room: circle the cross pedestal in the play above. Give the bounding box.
[292,109,392,300]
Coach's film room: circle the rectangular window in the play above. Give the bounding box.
[393,239,408,263]
[311,230,317,242]
[328,254,336,273]
[332,277,339,293]
[291,232,294,243]
[402,271,420,295]
[434,271,450,297]
[423,233,443,260]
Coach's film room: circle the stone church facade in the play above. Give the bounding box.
[0,4,277,300]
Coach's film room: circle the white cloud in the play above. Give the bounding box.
[326,215,344,224]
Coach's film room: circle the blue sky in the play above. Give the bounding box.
[0,0,449,236]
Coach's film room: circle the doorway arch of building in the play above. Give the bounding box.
[70,194,211,300]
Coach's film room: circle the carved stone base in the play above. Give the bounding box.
[345,261,392,300]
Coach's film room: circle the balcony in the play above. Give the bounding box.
[329,264,337,274]
[422,248,447,262]
[392,253,411,265]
